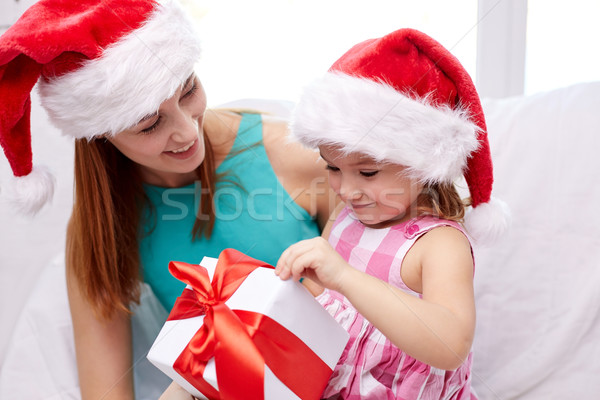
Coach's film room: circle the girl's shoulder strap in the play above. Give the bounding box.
[402,216,469,243]
[404,216,475,270]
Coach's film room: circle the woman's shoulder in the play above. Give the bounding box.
[204,109,242,142]
[261,115,330,199]
[203,109,243,164]
[261,114,338,229]
[261,115,324,178]
[205,109,285,149]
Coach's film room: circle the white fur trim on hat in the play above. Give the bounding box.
[291,73,481,184]
[38,0,201,140]
[3,166,55,215]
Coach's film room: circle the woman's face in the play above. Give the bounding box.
[108,74,207,187]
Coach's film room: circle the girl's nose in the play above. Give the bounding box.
[339,178,363,202]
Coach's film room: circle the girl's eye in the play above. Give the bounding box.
[325,164,340,172]
[140,117,161,134]
[360,170,379,177]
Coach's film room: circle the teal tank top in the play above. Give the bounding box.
[140,113,321,310]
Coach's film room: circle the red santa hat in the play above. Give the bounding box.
[0,0,201,214]
[291,28,509,244]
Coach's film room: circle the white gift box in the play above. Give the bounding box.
[147,255,349,399]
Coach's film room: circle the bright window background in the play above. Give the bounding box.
[183,0,477,106]
[525,0,600,94]
[3,1,600,100]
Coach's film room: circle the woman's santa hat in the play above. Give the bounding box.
[291,28,509,244]
[0,0,201,214]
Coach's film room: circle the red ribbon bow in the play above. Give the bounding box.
[167,248,332,400]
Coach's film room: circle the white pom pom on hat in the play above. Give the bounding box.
[0,0,201,214]
[291,28,510,244]
[4,166,55,216]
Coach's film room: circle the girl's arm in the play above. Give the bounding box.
[276,226,475,371]
[66,266,135,399]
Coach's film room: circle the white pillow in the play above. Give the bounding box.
[472,82,600,399]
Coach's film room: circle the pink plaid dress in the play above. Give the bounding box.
[317,207,477,400]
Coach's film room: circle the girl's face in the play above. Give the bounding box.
[320,144,423,228]
[108,74,207,187]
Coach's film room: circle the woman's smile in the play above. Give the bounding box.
[164,138,199,159]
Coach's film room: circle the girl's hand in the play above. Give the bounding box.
[275,237,350,292]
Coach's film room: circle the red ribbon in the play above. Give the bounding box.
[167,248,332,400]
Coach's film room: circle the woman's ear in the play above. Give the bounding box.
[92,133,112,143]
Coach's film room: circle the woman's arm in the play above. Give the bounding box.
[159,382,196,400]
[276,227,475,371]
[66,266,135,399]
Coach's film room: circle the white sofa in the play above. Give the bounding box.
[1,81,599,399]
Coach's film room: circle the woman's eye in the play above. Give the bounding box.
[325,165,340,172]
[140,117,161,134]
[181,80,197,99]
[360,170,379,177]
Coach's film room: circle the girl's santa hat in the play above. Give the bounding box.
[0,0,201,214]
[291,28,509,244]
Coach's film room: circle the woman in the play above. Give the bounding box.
[0,0,335,398]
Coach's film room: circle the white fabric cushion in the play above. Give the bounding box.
[472,82,600,399]
[0,255,79,399]
[0,254,172,400]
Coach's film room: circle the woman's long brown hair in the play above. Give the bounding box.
[66,134,215,319]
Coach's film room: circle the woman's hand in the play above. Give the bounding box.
[275,237,350,292]
[159,382,196,400]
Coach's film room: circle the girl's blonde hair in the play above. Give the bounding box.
[66,133,216,319]
[416,182,469,223]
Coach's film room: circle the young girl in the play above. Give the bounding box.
[276,29,509,399]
